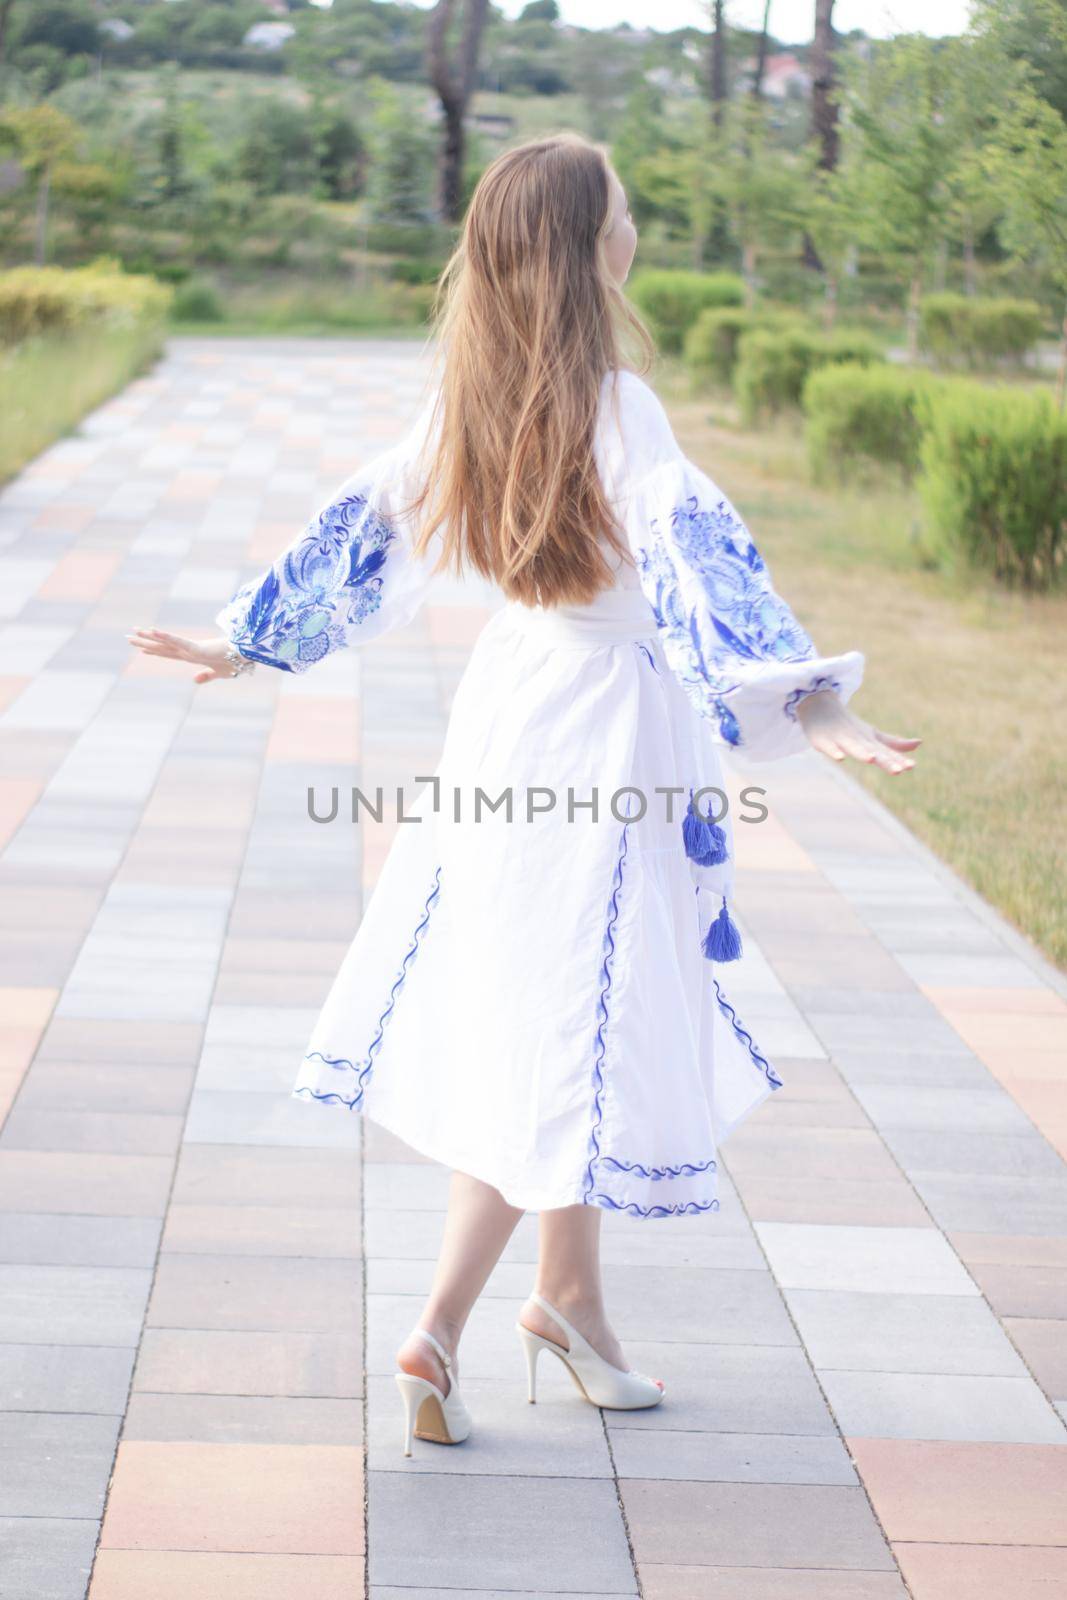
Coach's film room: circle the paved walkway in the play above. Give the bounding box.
[1,338,1066,1600]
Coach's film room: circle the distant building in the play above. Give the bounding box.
[100,18,135,39]
[243,20,296,50]
[742,51,812,99]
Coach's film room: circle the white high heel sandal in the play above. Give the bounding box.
[394,1327,472,1457]
[515,1291,665,1410]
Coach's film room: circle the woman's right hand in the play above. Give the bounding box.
[126,628,241,684]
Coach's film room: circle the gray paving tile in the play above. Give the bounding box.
[638,1566,906,1599]
[849,1083,1035,1134]
[0,1412,120,1517]
[785,1289,1028,1376]
[754,1222,978,1297]
[122,1392,362,1444]
[609,1427,857,1485]
[0,1516,99,1600]
[0,1109,182,1157]
[909,1172,1067,1236]
[622,1478,895,1569]
[368,1471,637,1590]
[817,1369,1066,1443]
[0,1213,160,1268]
[0,1343,135,1413]
[0,1264,152,1345]
[147,1253,360,1334]
[878,1127,1066,1180]
[602,1343,837,1437]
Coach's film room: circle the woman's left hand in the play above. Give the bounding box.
[126,628,239,684]
[795,689,920,775]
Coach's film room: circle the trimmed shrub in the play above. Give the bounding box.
[803,362,938,483]
[684,307,803,388]
[916,383,1066,589]
[171,280,225,323]
[628,270,745,354]
[919,294,1044,369]
[734,326,883,424]
[0,260,172,346]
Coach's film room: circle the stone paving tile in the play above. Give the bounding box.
[608,1427,857,1484]
[146,1253,361,1333]
[0,1264,152,1345]
[639,1567,907,1599]
[367,1471,636,1590]
[621,1479,897,1570]
[98,1440,363,1554]
[891,1541,1067,1600]
[134,1326,362,1398]
[784,1289,1028,1376]
[1003,1316,1067,1398]
[0,1213,161,1268]
[846,1437,1067,1544]
[0,1151,174,1216]
[0,1344,135,1413]
[819,1369,1065,1443]
[122,1392,362,1445]
[753,1223,979,1296]
[170,1142,361,1209]
[88,1551,365,1600]
[161,1202,361,1258]
[0,1516,100,1600]
[0,1412,122,1517]
[0,1108,183,1156]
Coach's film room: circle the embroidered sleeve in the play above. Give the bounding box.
[616,374,864,760]
[215,392,440,673]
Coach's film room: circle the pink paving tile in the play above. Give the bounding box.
[938,1008,1067,1062]
[922,985,1067,1017]
[0,776,43,850]
[98,1441,363,1554]
[265,697,360,764]
[165,471,225,500]
[847,1438,1067,1545]
[0,1150,174,1215]
[892,1540,1067,1599]
[248,521,305,563]
[38,549,123,602]
[948,1233,1067,1270]
[32,502,98,532]
[640,1567,906,1599]
[736,1175,932,1227]
[89,1551,364,1600]
[1003,1318,1067,1396]
[0,987,58,1029]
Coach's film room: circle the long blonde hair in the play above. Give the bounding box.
[408,132,655,607]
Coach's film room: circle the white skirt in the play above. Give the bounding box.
[292,585,782,1218]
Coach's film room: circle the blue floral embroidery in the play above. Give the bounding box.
[224,493,395,672]
[633,493,819,747]
[713,979,783,1090]
[294,866,441,1109]
[600,1154,717,1180]
[784,675,841,720]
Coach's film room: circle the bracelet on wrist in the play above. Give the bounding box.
[223,641,255,678]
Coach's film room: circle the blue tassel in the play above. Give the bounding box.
[703,896,743,962]
[682,792,728,867]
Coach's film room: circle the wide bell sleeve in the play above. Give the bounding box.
[613,372,864,761]
[214,389,441,672]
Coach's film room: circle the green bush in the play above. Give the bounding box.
[628,270,745,354]
[734,325,883,424]
[916,383,1066,589]
[803,362,938,483]
[171,280,225,323]
[684,306,803,388]
[919,294,1044,369]
[0,260,172,346]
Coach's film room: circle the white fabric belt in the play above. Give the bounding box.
[501,590,659,647]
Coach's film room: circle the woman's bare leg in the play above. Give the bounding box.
[518,1203,633,1372]
[396,1169,524,1393]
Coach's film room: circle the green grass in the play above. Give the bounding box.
[656,358,1067,971]
[0,319,167,486]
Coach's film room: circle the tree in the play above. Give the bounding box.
[713,97,804,304]
[0,103,80,263]
[846,35,956,362]
[426,0,490,224]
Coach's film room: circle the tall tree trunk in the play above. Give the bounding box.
[963,221,977,296]
[426,0,490,225]
[1056,294,1066,413]
[34,166,50,266]
[709,0,727,128]
[803,0,837,271]
[906,265,923,365]
[741,239,758,308]
[751,0,772,99]
[0,0,16,66]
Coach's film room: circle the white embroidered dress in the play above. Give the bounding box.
[216,369,864,1218]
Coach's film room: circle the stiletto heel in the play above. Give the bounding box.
[393,1327,472,1456]
[518,1323,540,1402]
[515,1292,665,1410]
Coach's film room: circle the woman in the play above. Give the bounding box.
[129,133,919,1458]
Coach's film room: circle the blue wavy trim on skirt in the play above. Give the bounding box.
[294,865,442,1111]
[712,978,783,1089]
